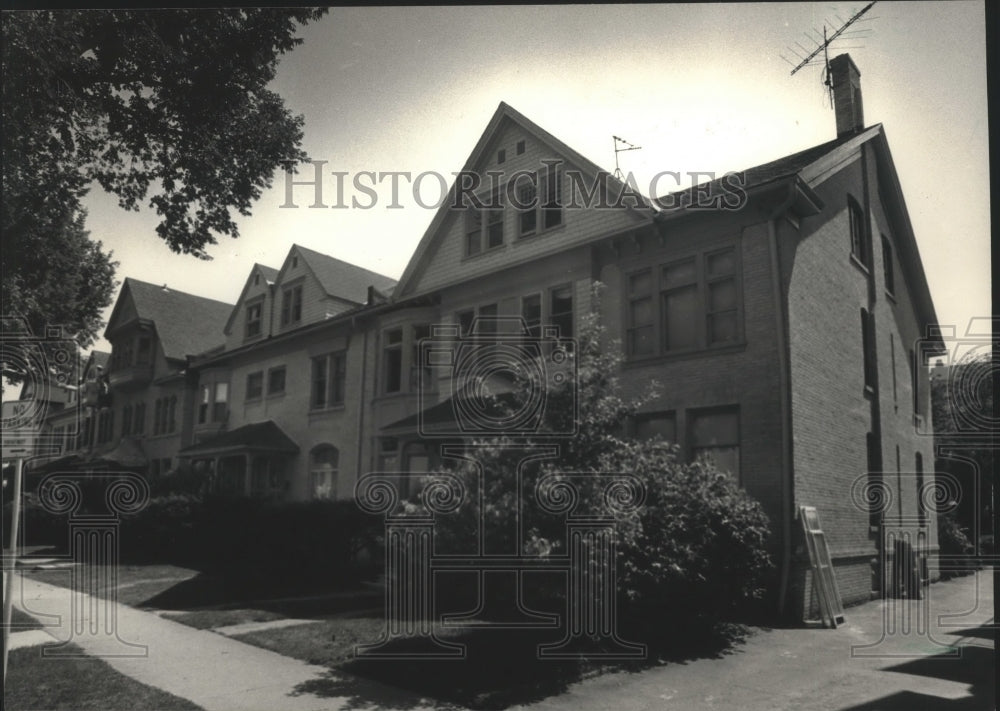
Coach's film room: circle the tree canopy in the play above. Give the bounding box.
[2,9,326,375]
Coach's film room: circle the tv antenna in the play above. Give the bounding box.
[781,2,878,107]
[612,135,641,181]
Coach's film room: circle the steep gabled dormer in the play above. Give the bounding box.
[223,263,279,351]
[270,244,396,334]
[104,278,233,389]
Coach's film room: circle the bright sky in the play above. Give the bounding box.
[80,2,990,353]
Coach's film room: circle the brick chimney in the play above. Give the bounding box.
[829,53,864,137]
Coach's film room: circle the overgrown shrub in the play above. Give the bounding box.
[426,292,773,633]
[2,492,68,550]
[114,494,382,587]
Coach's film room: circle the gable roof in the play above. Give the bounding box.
[179,420,299,456]
[654,130,866,211]
[256,264,279,284]
[105,278,233,361]
[292,244,397,304]
[393,101,656,299]
[223,263,280,336]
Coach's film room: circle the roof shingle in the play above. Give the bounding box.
[121,278,233,361]
[294,245,397,304]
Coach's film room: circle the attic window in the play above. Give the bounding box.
[254,274,260,286]
[516,140,525,155]
[292,256,298,268]
[497,149,506,164]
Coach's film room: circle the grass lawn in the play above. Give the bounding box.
[4,642,201,711]
[232,615,389,665]
[166,607,286,630]
[23,562,380,614]
[8,606,44,631]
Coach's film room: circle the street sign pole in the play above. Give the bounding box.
[2,456,24,679]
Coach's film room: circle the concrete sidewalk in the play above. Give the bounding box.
[6,571,432,711]
[518,570,996,711]
[7,569,995,710]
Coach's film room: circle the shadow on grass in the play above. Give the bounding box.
[292,615,751,710]
[137,569,380,617]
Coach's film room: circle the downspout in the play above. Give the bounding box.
[768,180,798,617]
[354,314,368,484]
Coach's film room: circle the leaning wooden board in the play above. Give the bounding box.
[800,506,846,628]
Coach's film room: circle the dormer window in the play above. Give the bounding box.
[245,301,263,338]
[281,285,302,327]
[136,336,151,364]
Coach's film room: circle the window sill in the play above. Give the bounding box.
[623,341,747,367]
[266,391,286,400]
[245,397,263,405]
[461,244,506,263]
[884,290,897,304]
[309,404,346,417]
[515,221,566,243]
[863,384,875,398]
[849,254,871,275]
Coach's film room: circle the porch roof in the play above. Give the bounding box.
[180,420,299,457]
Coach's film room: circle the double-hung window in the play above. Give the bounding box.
[465,190,504,257]
[550,285,573,340]
[212,383,228,422]
[280,284,303,327]
[515,163,562,238]
[627,270,654,356]
[690,407,740,479]
[267,366,286,396]
[245,301,263,338]
[312,352,346,409]
[383,329,403,393]
[246,371,263,400]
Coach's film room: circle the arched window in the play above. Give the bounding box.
[309,445,339,500]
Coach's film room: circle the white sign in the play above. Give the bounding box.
[2,400,36,460]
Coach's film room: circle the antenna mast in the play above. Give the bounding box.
[612,135,641,181]
[781,1,878,105]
